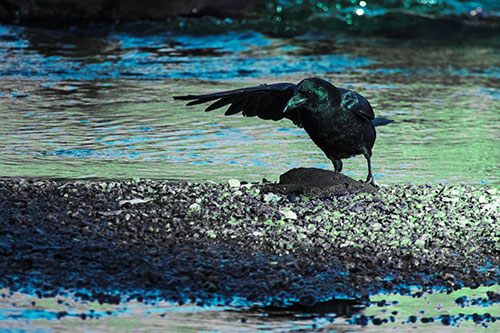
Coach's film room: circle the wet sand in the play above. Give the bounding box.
[0,171,499,326]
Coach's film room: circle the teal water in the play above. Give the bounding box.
[0,24,499,184]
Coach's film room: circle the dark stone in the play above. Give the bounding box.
[441,315,451,326]
[262,167,377,197]
[298,294,315,306]
[487,291,500,302]
[57,311,67,319]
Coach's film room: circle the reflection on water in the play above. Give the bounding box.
[2,286,500,330]
[0,24,499,184]
[0,25,371,80]
[0,291,355,332]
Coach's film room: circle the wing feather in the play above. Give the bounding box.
[205,96,235,111]
[174,83,297,122]
[242,93,263,117]
[225,98,246,116]
[186,97,215,106]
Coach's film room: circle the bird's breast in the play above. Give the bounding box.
[300,108,375,158]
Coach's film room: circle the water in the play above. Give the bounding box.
[1,24,499,184]
[2,287,500,331]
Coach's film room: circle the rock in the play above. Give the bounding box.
[263,193,280,202]
[261,167,377,197]
[119,198,151,206]
[228,179,240,188]
[188,202,201,212]
[280,209,297,220]
[415,239,426,247]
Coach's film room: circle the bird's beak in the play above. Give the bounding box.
[283,94,308,113]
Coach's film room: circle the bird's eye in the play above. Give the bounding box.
[305,90,313,96]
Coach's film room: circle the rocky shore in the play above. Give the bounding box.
[0,169,499,310]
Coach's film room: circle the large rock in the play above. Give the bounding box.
[0,0,256,23]
[262,167,377,197]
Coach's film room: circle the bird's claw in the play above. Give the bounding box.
[365,176,378,188]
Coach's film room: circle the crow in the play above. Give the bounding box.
[174,78,393,185]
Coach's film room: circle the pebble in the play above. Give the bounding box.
[189,203,201,212]
[264,193,280,202]
[228,179,240,188]
[281,209,297,220]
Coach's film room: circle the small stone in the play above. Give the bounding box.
[400,237,411,246]
[205,230,216,238]
[299,294,315,306]
[487,188,497,195]
[415,239,426,247]
[188,203,201,212]
[264,193,280,202]
[118,198,151,206]
[228,179,240,188]
[340,240,355,248]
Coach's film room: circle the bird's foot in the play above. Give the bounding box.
[365,175,378,187]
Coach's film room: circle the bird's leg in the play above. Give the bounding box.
[331,158,343,173]
[363,149,377,187]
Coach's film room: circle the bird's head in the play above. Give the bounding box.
[284,78,341,113]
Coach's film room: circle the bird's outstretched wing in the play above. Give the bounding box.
[173,83,297,122]
[337,88,375,121]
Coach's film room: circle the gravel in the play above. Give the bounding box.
[0,173,499,308]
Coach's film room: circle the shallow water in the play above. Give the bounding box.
[2,286,500,331]
[1,24,499,184]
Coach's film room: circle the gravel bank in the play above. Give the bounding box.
[0,173,499,308]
